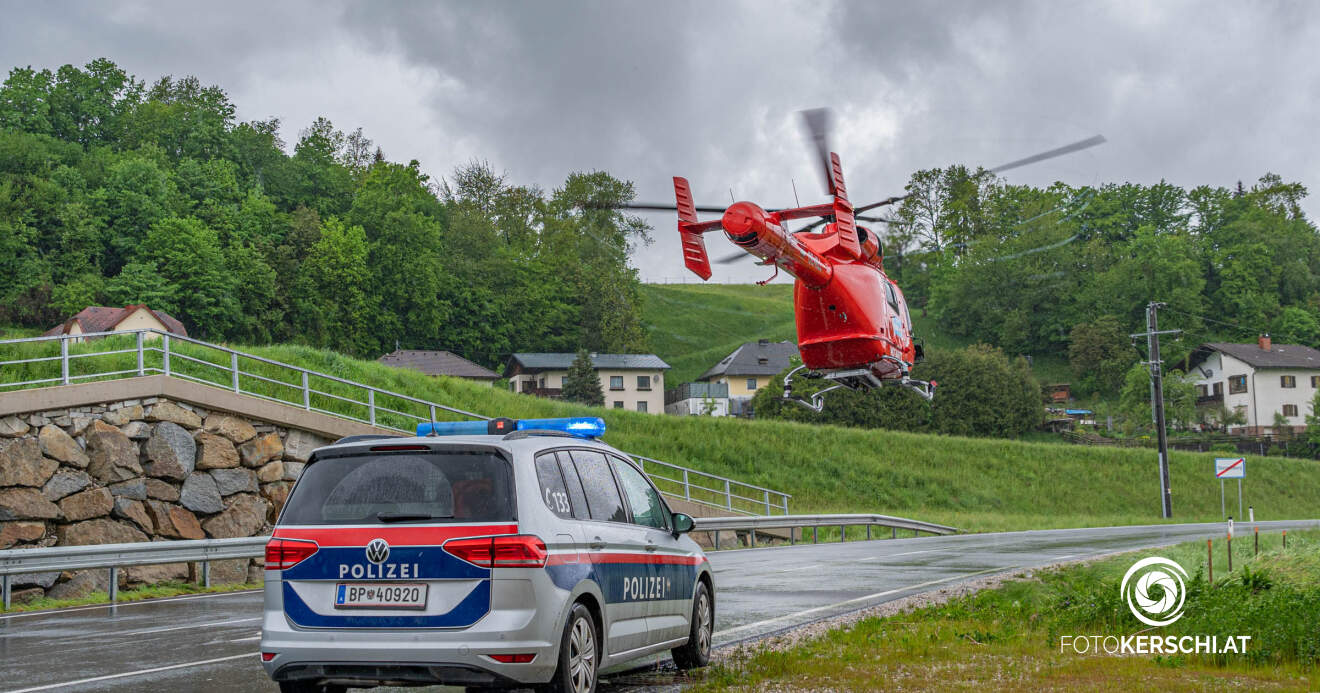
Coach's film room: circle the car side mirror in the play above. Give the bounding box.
[671,512,694,535]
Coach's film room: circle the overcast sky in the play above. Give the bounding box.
[4,1,1319,282]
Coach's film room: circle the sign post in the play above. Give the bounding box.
[1215,457,1245,521]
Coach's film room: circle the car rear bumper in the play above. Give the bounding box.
[260,573,564,685]
[269,660,527,687]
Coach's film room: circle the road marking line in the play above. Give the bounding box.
[3,652,256,693]
[773,563,821,573]
[228,635,261,642]
[0,589,259,621]
[860,548,940,560]
[714,566,1009,639]
[123,616,260,637]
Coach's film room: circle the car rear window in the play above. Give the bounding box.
[280,450,513,525]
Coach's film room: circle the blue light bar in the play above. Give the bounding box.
[416,417,606,439]
[518,417,606,438]
[415,420,491,436]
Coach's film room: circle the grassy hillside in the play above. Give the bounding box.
[640,283,1076,388]
[4,334,1317,533]
[640,283,796,384]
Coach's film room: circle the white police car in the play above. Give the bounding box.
[260,416,714,693]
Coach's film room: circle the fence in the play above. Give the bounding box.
[0,329,791,516]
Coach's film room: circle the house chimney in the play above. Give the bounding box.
[758,338,769,346]
[1259,334,1271,352]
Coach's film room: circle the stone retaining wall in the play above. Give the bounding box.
[0,397,331,604]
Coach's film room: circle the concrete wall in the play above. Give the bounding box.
[0,377,376,604]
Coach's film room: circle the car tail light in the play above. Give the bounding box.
[487,653,536,663]
[444,535,546,568]
[265,538,318,570]
[261,653,276,662]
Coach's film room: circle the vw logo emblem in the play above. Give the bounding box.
[365,538,390,564]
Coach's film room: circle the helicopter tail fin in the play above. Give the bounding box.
[829,153,861,259]
[674,176,713,280]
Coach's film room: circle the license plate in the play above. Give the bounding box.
[334,582,428,610]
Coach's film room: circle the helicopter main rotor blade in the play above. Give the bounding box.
[854,194,911,215]
[585,201,731,214]
[800,108,836,196]
[715,250,753,264]
[848,134,1105,216]
[988,134,1107,174]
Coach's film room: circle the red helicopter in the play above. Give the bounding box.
[614,110,1104,411]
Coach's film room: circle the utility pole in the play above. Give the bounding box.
[1132,302,1181,519]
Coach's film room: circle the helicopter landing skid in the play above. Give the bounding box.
[782,363,936,413]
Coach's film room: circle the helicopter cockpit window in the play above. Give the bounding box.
[885,282,901,312]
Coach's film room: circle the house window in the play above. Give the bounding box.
[1228,375,1248,394]
[609,376,624,391]
[1213,382,1223,396]
[1281,375,1296,388]
[746,378,757,391]
[1196,385,1208,397]
[1283,404,1299,417]
[637,375,651,391]
[1312,375,1320,388]
[613,401,624,409]
[636,401,647,413]
[757,357,769,365]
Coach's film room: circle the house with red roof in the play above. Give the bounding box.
[42,305,188,343]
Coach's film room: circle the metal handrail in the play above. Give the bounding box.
[0,512,957,609]
[693,513,958,550]
[0,536,268,608]
[0,329,795,518]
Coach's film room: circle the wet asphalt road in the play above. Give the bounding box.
[2,519,1316,692]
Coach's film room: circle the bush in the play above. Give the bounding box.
[751,344,1042,438]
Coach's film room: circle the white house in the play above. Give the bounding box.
[664,381,730,416]
[1188,336,1320,434]
[504,353,671,414]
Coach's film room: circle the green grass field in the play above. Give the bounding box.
[640,283,796,384]
[4,333,1319,533]
[697,530,1320,691]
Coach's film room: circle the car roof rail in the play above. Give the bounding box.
[501,429,580,441]
[333,433,405,445]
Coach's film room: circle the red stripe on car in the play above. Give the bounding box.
[273,524,519,546]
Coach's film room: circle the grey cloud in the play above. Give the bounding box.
[4,1,1320,283]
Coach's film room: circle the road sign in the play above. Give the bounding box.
[1215,457,1245,479]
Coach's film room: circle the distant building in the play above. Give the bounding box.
[1188,335,1320,434]
[665,381,730,416]
[504,353,671,414]
[696,339,799,411]
[43,305,187,343]
[377,349,500,385]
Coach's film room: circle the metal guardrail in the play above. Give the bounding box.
[0,537,267,609]
[0,514,955,609]
[692,513,958,549]
[0,329,792,517]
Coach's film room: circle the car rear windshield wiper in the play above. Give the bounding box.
[375,511,455,523]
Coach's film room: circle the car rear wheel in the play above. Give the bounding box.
[542,602,598,693]
[671,581,712,670]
